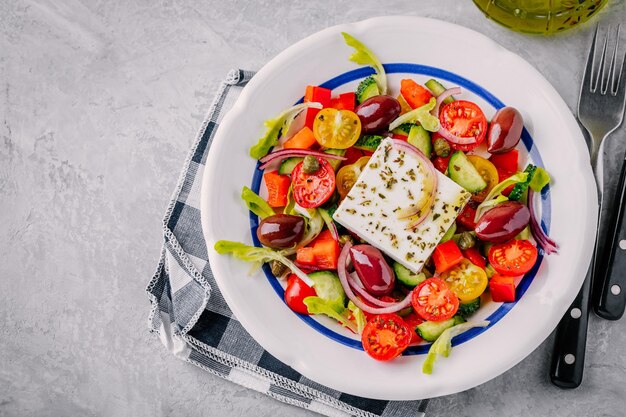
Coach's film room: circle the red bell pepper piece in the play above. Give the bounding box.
[489,149,519,173]
[496,168,516,197]
[296,230,340,270]
[457,202,478,230]
[432,240,464,273]
[433,156,451,174]
[304,107,320,130]
[400,79,433,109]
[463,247,487,269]
[284,274,317,315]
[283,126,317,150]
[489,274,517,302]
[304,86,332,108]
[263,171,291,207]
[330,92,356,111]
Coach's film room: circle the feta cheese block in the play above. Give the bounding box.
[333,138,471,272]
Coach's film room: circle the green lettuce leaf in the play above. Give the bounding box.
[303,296,357,333]
[348,301,367,334]
[529,167,551,192]
[214,240,313,286]
[341,32,387,95]
[241,186,274,219]
[423,321,489,374]
[249,102,322,159]
[474,172,528,222]
[388,98,440,132]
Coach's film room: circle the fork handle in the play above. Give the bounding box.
[594,158,626,320]
[550,262,592,388]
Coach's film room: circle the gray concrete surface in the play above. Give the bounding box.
[2,1,626,416]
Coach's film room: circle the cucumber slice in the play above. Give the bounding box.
[448,151,488,193]
[425,79,455,104]
[407,125,432,158]
[416,316,466,342]
[457,298,480,318]
[324,149,346,171]
[393,262,426,287]
[391,122,415,136]
[356,76,380,104]
[278,157,303,175]
[439,222,457,243]
[308,271,346,312]
[354,135,383,152]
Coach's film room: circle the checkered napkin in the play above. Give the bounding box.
[146,69,429,417]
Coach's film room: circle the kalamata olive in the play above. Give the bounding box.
[487,107,523,154]
[349,244,395,296]
[475,201,530,243]
[355,95,401,134]
[256,214,305,249]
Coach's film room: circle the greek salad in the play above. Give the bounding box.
[215,33,558,374]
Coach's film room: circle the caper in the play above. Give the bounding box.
[338,234,354,246]
[270,260,288,278]
[302,155,320,174]
[434,137,451,158]
[457,231,476,250]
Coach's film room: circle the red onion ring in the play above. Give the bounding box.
[432,87,461,117]
[391,140,438,229]
[258,149,346,170]
[528,189,559,255]
[347,272,398,307]
[337,242,413,314]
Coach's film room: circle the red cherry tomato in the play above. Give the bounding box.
[488,239,538,276]
[291,157,336,208]
[361,314,412,361]
[411,278,459,322]
[439,101,488,151]
[401,311,424,345]
[284,274,316,315]
[433,155,451,173]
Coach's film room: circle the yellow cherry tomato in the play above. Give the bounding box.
[396,94,413,115]
[439,259,488,302]
[467,155,499,202]
[335,156,370,199]
[313,108,361,149]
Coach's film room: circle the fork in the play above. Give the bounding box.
[550,25,626,389]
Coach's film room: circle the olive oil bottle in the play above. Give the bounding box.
[473,0,608,35]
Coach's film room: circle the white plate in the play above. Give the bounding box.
[201,16,597,400]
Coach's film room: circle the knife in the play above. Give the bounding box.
[594,154,626,320]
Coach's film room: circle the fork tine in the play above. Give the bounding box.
[606,25,620,95]
[615,50,626,98]
[596,26,609,93]
[583,26,599,93]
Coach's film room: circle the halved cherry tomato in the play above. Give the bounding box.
[467,155,499,202]
[313,108,361,149]
[284,274,317,315]
[401,311,424,345]
[335,156,370,199]
[439,259,488,303]
[463,247,487,268]
[488,239,538,276]
[400,79,433,109]
[361,314,412,361]
[439,100,487,151]
[411,278,459,322]
[342,146,367,166]
[457,202,478,230]
[292,157,335,208]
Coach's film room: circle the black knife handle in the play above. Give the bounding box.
[594,159,626,320]
[550,262,592,389]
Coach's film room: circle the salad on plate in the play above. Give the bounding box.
[215,33,558,374]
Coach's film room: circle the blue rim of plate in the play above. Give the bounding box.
[249,63,551,355]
